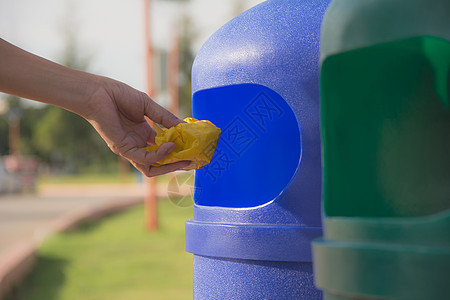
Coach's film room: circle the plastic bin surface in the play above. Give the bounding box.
[185,0,330,298]
[313,0,450,299]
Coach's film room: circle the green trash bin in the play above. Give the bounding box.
[312,0,450,299]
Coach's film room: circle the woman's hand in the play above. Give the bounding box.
[83,77,190,177]
[0,38,189,177]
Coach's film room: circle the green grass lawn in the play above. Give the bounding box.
[6,201,193,300]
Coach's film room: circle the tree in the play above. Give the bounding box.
[28,3,116,173]
[0,114,8,155]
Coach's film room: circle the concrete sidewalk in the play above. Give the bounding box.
[0,183,147,255]
[0,182,172,299]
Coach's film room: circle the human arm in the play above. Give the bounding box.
[0,38,189,176]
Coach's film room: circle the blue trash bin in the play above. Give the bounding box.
[185,1,330,298]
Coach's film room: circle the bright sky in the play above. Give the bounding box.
[0,0,265,97]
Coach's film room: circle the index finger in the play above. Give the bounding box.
[145,98,184,128]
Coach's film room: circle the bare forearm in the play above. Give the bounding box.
[0,38,188,176]
[0,38,97,115]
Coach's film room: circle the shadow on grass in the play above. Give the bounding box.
[75,218,106,233]
[5,255,67,300]
[65,211,127,235]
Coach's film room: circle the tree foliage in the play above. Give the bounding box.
[1,6,200,174]
[0,112,9,155]
[0,8,116,174]
[31,105,115,173]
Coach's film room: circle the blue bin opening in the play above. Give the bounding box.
[193,83,301,208]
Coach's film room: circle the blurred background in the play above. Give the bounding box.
[0,1,266,299]
[0,0,265,189]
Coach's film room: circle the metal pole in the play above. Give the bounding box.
[168,23,179,116]
[144,0,158,231]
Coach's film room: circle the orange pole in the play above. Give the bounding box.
[144,0,155,100]
[168,24,180,116]
[166,24,180,204]
[144,0,158,231]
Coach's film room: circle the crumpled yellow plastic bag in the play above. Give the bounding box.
[143,118,221,170]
